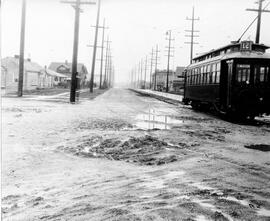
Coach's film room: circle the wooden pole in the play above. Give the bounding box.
[18,0,26,97]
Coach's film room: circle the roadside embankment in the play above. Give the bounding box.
[130,88,183,105]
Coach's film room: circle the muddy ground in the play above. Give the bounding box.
[2,88,270,220]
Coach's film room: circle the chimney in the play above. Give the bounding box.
[65,60,68,65]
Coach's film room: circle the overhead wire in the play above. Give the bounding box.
[237,0,270,42]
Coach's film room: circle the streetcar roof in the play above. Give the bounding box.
[187,51,270,69]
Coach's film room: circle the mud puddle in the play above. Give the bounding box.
[58,135,187,166]
[244,144,270,152]
[135,109,184,130]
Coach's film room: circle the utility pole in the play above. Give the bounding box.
[18,0,26,97]
[137,62,140,88]
[154,44,160,91]
[165,30,174,93]
[185,6,200,64]
[144,56,147,89]
[99,19,106,89]
[90,0,101,93]
[149,48,154,89]
[61,0,95,103]
[246,0,270,44]
[87,19,108,89]
[103,36,110,87]
[140,58,143,89]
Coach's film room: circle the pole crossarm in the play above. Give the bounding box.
[91,25,109,29]
[87,45,104,48]
[61,0,96,4]
[184,42,199,44]
[246,9,270,12]
[185,30,200,32]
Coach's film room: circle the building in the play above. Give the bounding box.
[151,69,176,91]
[48,61,88,87]
[172,66,186,92]
[41,67,69,87]
[1,56,55,94]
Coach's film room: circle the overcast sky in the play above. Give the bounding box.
[2,0,270,83]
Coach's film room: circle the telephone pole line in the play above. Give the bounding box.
[140,58,143,89]
[99,19,107,89]
[185,6,200,64]
[61,0,95,103]
[154,44,160,91]
[137,62,140,88]
[165,30,174,93]
[246,0,270,44]
[87,20,108,89]
[90,0,101,93]
[144,56,147,89]
[149,48,154,89]
[18,0,26,97]
[103,36,111,87]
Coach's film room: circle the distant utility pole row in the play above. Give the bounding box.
[129,44,160,90]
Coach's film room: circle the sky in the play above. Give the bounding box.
[1,0,270,84]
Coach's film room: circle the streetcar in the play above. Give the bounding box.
[183,41,270,119]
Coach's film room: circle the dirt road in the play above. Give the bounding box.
[2,88,270,220]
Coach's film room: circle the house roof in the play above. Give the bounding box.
[48,62,88,74]
[1,56,43,73]
[41,68,68,78]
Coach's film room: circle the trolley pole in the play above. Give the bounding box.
[18,0,26,97]
[90,0,101,93]
[246,0,270,44]
[185,6,200,64]
[61,0,95,103]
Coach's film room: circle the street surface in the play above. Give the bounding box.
[2,88,270,221]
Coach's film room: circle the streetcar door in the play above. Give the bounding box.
[225,60,233,108]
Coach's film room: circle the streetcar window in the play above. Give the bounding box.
[217,62,221,71]
[260,67,265,82]
[266,67,269,82]
[216,72,220,83]
[236,64,250,83]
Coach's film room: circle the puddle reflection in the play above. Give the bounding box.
[135,109,184,130]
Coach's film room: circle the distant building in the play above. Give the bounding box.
[172,66,185,92]
[40,67,69,87]
[151,69,176,91]
[1,56,56,94]
[48,61,88,87]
